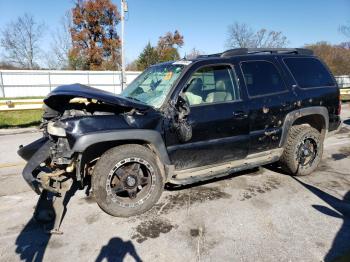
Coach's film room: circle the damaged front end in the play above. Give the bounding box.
[17,121,81,234]
[17,83,156,233]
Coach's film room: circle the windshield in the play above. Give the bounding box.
[120,63,184,108]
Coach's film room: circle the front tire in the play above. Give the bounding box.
[280,125,323,176]
[92,144,164,217]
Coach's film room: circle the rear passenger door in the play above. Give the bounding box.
[239,59,296,154]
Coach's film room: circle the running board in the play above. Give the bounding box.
[169,148,283,185]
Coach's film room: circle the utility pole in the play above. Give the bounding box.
[120,0,128,91]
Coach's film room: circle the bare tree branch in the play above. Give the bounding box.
[46,11,73,69]
[0,13,45,69]
[339,22,350,38]
[226,22,288,49]
[185,48,205,60]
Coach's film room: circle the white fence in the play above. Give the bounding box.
[0,70,348,98]
[335,75,350,89]
[0,70,141,98]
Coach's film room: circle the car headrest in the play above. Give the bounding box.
[189,78,203,94]
[215,80,226,91]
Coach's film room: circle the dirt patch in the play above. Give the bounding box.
[331,147,350,161]
[316,241,326,248]
[190,227,205,238]
[250,198,272,209]
[154,186,231,215]
[316,161,333,172]
[79,243,88,253]
[190,228,200,237]
[78,196,95,205]
[131,218,174,243]
[48,239,65,249]
[5,224,24,234]
[240,178,281,201]
[337,127,350,134]
[85,213,100,224]
[326,180,342,189]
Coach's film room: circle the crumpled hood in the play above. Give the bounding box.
[44,83,152,111]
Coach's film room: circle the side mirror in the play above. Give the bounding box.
[174,93,192,142]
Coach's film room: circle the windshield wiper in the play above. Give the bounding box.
[126,96,142,103]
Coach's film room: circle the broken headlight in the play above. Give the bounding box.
[47,122,66,137]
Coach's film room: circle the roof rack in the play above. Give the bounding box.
[220,48,313,57]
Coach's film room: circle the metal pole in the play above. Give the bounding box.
[48,71,52,92]
[120,0,126,90]
[0,71,4,98]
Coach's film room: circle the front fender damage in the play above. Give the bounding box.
[18,138,53,194]
[18,137,78,234]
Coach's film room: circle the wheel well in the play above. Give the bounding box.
[82,140,144,161]
[292,114,326,134]
[80,140,165,178]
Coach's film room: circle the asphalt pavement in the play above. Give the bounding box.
[0,105,349,262]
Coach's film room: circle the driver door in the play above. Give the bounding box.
[165,63,250,170]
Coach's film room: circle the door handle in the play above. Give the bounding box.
[232,111,248,119]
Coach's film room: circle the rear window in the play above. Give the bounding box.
[240,61,286,97]
[284,58,335,88]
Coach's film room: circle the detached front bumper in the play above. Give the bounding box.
[17,137,52,194]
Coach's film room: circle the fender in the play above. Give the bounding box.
[279,106,329,147]
[72,129,171,165]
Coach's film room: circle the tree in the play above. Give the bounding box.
[185,48,204,60]
[157,30,184,62]
[126,60,138,71]
[0,61,22,70]
[305,42,350,75]
[69,0,121,70]
[0,13,45,69]
[136,42,159,70]
[226,22,288,49]
[134,30,184,70]
[339,22,350,38]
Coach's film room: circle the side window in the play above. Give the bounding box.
[241,61,286,97]
[184,65,240,106]
[284,57,335,88]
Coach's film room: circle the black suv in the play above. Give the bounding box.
[18,48,341,231]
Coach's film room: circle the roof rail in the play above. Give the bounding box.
[220,48,313,57]
[196,53,222,58]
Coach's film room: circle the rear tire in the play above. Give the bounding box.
[92,144,164,217]
[279,125,323,176]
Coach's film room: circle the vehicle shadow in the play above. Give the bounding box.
[15,218,51,262]
[291,177,350,262]
[343,118,350,126]
[15,181,78,261]
[95,237,143,262]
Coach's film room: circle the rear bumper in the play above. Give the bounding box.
[340,89,350,101]
[17,138,52,194]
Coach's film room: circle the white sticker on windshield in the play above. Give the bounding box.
[173,60,192,66]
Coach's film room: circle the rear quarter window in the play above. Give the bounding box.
[284,57,335,88]
[240,60,286,97]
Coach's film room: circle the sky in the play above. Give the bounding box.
[0,0,349,65]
